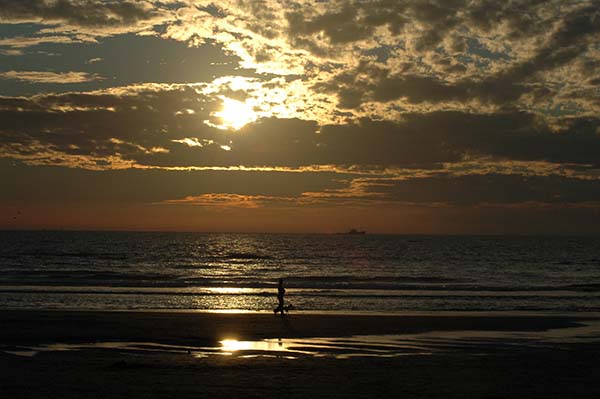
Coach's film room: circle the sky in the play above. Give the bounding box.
[1,0,600,234]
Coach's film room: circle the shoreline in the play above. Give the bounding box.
[3,307,600,317]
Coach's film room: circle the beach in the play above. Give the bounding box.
[2,310,600,398]
[3,0,600,394]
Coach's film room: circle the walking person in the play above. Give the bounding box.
[274,278,290,315]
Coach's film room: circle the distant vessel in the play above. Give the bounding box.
[339,229,366,235]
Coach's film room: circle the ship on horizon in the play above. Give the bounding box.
[338,228,366,235]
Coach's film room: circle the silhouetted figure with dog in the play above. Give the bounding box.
[274,278,293,315]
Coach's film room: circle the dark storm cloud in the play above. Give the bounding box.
[0,0,161,27]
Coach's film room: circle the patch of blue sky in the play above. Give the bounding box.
[533,101,585,117]
[196,3,227,18]
[156,1,187,10]
[0,23,46,37]
[362,44,405,64]
[455,52,495,71]
[466,38,512,62]
[0,34,262,96]
[0,79,105,97]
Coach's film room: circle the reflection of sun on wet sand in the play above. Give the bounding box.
[1,310,600,398]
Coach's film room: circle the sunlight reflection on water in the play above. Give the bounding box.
[220,339,288,352]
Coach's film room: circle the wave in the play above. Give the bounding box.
[285,275,465,284]
[2,280,600,293]
[1,272,466,286]
[15,251,129,260]
[224,252,273,260]
[562,283,600,292]
[1,286,600,300]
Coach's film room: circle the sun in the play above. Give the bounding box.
[214,97,257,130]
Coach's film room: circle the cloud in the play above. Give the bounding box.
[1,1,598,120]
[0,0,164,27]
[0,34,97,48]
[0,0,173,51]
[1,85,600,173]
[174,0,599,122]
[161,193,295,209]
[158,170,600,210]
[0,1,599,232]
[0,70,103,83]
[312,1,600,111]
[0,159,349,203]
[359,173,600,206]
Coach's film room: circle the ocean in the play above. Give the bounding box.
[1,231,599,313]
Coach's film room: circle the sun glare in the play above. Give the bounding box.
[220,339,253,351]
[214,97,257,130]
[219,339,291,353]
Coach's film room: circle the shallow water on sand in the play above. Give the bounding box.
[4,319,600,360]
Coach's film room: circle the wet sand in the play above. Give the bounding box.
[0,310,593,345]
[1,310,600,398]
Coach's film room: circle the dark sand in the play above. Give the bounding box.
[1,310,600,398]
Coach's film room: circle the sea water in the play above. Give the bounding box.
[1,231,599,312]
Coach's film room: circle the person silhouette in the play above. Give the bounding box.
[274,278,286,315]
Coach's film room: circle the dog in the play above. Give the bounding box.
[273,303,294,315]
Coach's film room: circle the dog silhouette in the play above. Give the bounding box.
[273,303,294,315]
